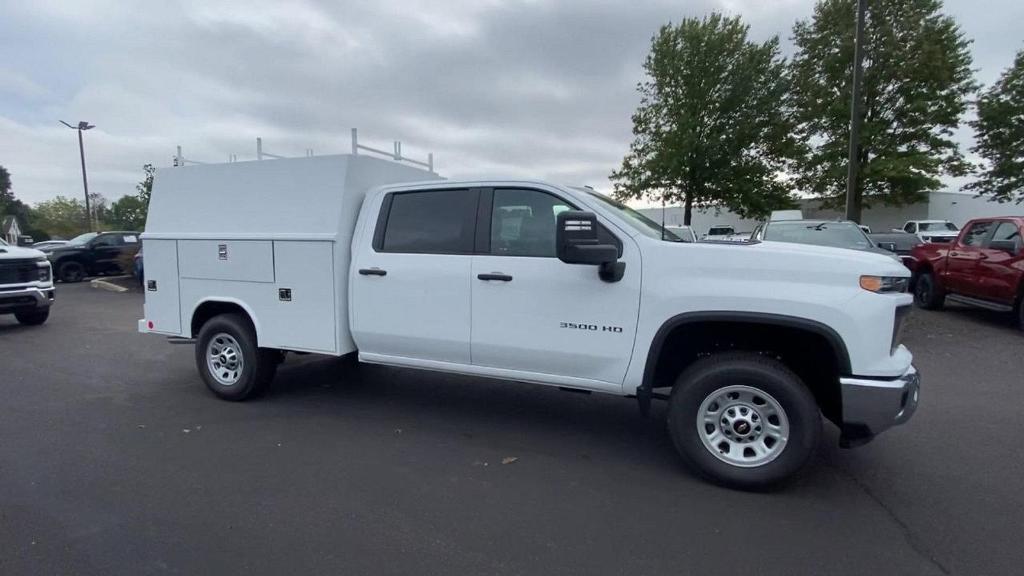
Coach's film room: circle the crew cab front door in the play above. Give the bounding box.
[977,221,1024,304]
[470,188,640,392]
[351,188,478,365]
[946,221,994,296]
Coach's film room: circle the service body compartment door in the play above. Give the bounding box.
[267,241,337,354]
[142,239,182,335]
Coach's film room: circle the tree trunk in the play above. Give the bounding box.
[683,193,693,226]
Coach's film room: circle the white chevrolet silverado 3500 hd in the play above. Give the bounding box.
[138,154,918,489]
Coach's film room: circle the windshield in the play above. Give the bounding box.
[68,232,99,246]
[580,190,683,242]
[764,221,872,250]
[919,222,958,232]
[707,227,734,236]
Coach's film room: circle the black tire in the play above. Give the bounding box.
[667,352,821,491]
[58,260,86,283]
[1016,293,1024,331]
[913,271,945,309]
[195,313,277,401]
[14,309,49,326]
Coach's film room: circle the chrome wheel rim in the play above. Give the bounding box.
[697,385,790,468]
[206,333,244,386]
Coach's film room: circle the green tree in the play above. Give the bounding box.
[136,163,155,206]
[611,13,799,224]
[966,49,1024,203]
[32,196,89,240]
[0,164,49,241]
[790,0,976,220]
[109,195,148,230]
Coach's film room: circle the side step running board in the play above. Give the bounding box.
[946,293,1014,312]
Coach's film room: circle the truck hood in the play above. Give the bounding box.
[0,245,46,260]
[753,240,908,274]
[918,230,958,238]
[648,238,909,286]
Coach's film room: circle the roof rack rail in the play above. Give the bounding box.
[172,128,436,173]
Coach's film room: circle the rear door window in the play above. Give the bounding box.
[988,222,1021,247]
[380,189,478,254]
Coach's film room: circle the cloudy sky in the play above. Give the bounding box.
[1,0,1021,206]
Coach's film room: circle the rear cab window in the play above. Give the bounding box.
[375,189,478,254]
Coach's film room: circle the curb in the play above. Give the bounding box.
[90,276,131,293]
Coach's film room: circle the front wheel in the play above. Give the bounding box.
[667,353,821,490]
[195,313,277,401]
[58,261,86,283]
[913,271,945,309]
[15,309,49,326]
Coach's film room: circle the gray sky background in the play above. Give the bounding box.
[1,0,1021,206]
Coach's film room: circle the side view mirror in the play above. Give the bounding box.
[556,211,624,282]
[988,239,1019,255]
[878,241,898,252]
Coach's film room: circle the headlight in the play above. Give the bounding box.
[860,275,909,293]
[34,257,51,282]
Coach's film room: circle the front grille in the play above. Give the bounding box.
[928,237,953,244]
[0,259,39,284]
[892,305,911,354]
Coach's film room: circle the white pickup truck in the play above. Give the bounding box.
[139,154,919,489]
[0,238,54,325]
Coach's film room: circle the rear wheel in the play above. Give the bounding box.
[195,313,277,401]
[15,309,49,326]
[58,261,86,283]
[913,271,945,310]
[667,353,821,490]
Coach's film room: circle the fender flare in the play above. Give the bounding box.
[636,311,852,415]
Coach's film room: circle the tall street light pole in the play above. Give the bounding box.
[60,120,95,232]
[844,0,868,223]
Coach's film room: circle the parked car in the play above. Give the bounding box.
[47,231,141,283]
[701,225,735,240]
[0,237,54,325]
[664,225,697,243]
[751,219,902,263]
[138,154,918,490]
[869,231,923,268]
[900,220,959,244]
[910,217,1024,327]
[30,240,69,252]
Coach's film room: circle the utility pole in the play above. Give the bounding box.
[60,120,96,231]
[844,0,868,223]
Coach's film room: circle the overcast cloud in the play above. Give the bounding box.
[1,0,1021,205]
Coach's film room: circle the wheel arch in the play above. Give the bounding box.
[189,298,262,344]
[639,312,851,424]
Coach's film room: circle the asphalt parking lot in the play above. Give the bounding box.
[2,283,1022,575]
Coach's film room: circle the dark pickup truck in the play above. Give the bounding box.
[910,217,1024,327]
[47,231,141,283]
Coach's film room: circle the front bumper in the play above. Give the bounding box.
[0,285,55,313]
[839,365,919,448]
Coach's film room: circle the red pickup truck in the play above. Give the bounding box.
[911,217,1024,327]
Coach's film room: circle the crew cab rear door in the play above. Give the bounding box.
[977,220,1024,303]
[350,188,478,365]
[946,221,994,297]
[469,187,640,392]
